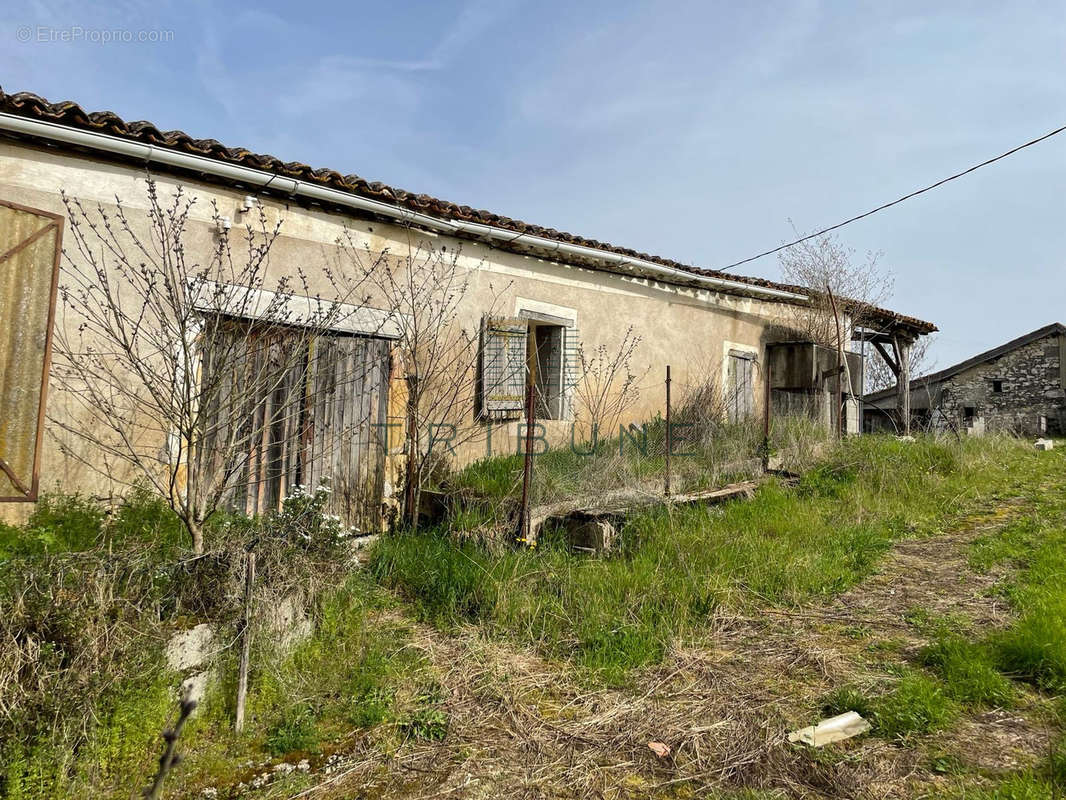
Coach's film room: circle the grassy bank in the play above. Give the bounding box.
[0,492,440,800]
[372,435,1044,685]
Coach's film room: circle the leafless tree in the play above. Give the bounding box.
[777,227,894,346]
[340,228,506,529]
[864,333,936,393]
[50,176,377,553]
[572,326,646,445]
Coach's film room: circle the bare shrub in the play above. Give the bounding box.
[776,228,893,346]
[51,177,380,553]
[339,229,508,529]
[572,326,646,444]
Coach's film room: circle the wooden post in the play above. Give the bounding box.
[826,286,845,438]
[235,550,255,733]
[664,365,672,497]
[894,335,912,435]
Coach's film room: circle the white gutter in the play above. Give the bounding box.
[0,111,807,303]
[451,220,806,300]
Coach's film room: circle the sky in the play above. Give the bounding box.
[3,0,1064,371]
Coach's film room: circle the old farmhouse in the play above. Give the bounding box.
[865,323,1066,435]
[0,90,934,528]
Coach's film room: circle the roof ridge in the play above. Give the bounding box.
[0,88,935,333]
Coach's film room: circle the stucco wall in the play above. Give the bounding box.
[0,138,811,520]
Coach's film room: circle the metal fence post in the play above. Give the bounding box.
[517,379,536,542]
[665,365,672,497]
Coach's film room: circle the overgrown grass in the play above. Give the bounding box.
[444,415,784,514]
[919,630,1015,707]
[0,490,439,800]
[823,670,958,740]
[373,434,1042,684]
[967,479,1066,692]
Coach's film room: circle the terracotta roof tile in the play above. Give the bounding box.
[0,88,935,334]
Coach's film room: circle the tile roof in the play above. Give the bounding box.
[0,89,935,334]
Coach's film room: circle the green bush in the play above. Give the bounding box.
[0,493,104,557]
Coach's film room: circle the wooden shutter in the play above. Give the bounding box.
[534,325,564,419]
[0,200,63,501]
[201,324,391,532]
[303,335,391,533]
[481,316,528,419]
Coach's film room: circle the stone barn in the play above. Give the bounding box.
[864,323,1066,436]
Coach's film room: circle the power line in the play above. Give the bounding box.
[716,122,1066,272]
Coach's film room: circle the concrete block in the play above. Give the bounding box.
[1035,438,1054,451]
[568,518,616,552]
[166,623,214,672]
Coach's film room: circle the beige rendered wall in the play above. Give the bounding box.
[0,138,803,521]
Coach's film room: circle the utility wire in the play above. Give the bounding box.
[716,122,1066,272]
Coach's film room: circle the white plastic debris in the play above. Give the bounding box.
[1035,438,1054,451]
[787,711,871,747]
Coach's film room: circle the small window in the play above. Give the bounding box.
[992,380,1003,393]
[964,406,976,420]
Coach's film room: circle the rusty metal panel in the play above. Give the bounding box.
[0,199,63,501]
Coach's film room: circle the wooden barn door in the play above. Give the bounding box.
[0,200,63,502]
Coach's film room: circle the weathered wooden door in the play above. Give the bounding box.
[302,335,392,534]
[726,350,755,422]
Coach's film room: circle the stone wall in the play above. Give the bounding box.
[938,333,1065,435]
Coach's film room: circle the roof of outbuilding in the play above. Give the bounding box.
[865,322,1066,402]
[0,89,935,334]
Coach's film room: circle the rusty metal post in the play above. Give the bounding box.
[664,365,672,497]
[517,379,536,542]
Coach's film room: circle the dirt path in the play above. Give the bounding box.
[269,497,1046,800]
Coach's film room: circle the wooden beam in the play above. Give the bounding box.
[872,340,899,376]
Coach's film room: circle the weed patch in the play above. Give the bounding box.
[375,435,1042,682]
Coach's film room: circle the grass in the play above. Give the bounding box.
[919,630,1016,707]
[822,670,957,740]
[373,434,1042,684]
[5,434,1066,798]
[0,490,440,800]
[967,481,1066,692]
[443,415,787,514]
